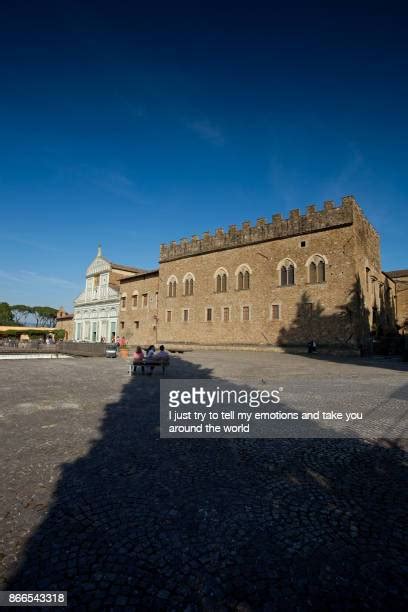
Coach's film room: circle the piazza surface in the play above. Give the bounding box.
[0,352,407,610]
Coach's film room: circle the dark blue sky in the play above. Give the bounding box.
[1,1,407,309]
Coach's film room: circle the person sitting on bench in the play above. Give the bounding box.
[152,345,170,375]
[154,345,169,361]
[145,345,156,376]
[132,345,145,374]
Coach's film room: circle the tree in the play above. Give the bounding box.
[54,329,66,341]
[0,302,14,325]
[11,304,33,325]
[32,306,58,328]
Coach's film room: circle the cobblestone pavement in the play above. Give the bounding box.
[0,352,407,610]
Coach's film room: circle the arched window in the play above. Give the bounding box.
[318,260,325,283]
[309,262,317,284]
[188,278,194,295]
[236,265,251,290]
[214,268,228,293]
[217,273,227,292]
[167,276,178,297]
[183,274,195,296]
[278,259,296,286]
[306,255,327,284]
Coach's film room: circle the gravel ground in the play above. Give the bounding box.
[0,352,407,610]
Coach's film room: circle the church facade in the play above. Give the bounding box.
[74,196,405,350]
[73,247,144,343]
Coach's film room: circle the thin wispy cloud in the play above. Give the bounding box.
[0,269,79,289]
[2,235,63,254]
[35,161,147,206]
[90,170,146,205]
[268,143,366,213]
[187,119,225,146]
[0,270,23,283]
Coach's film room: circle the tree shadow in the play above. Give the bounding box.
[277,276,408,372]
[5,356,408,610]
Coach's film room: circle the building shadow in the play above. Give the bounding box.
[277,276,407,372]
[5,356,408,610]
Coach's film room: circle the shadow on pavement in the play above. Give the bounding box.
[7,356,408,610]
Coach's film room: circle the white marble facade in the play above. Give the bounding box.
[73,247,119,342]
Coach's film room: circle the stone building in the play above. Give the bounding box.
[156,196,397,349]
[73,246,145,342]
[55,307,74,340]
[91,196,403,350]
[385,269,408,331]
[118,270,159,346]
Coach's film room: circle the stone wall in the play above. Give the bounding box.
[387,271,408,329]
[118,272,159,347]
[158,223,358,347]
[55,318,74,340]
[55,308,74,340]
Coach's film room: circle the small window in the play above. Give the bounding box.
[166,310,172,323]
[271,304,280,320]
[120,321,125,330]
[155,291,158,306]
[300,241,306,247]
[223,307,230,322]
[242,306,250,321]
[121,296,126,308]
[183,309,189,322]
[206,308,213,322]
[134,321,139,329]
[132,295,138,307]
[142,293,148,307]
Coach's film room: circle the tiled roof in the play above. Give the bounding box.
[119,269,159,282]
[109,262,147,274]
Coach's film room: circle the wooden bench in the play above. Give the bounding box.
[128,358,170,376]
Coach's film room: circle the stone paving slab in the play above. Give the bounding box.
[0,353,407,610]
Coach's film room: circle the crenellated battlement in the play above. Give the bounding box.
[160,196,371,262]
